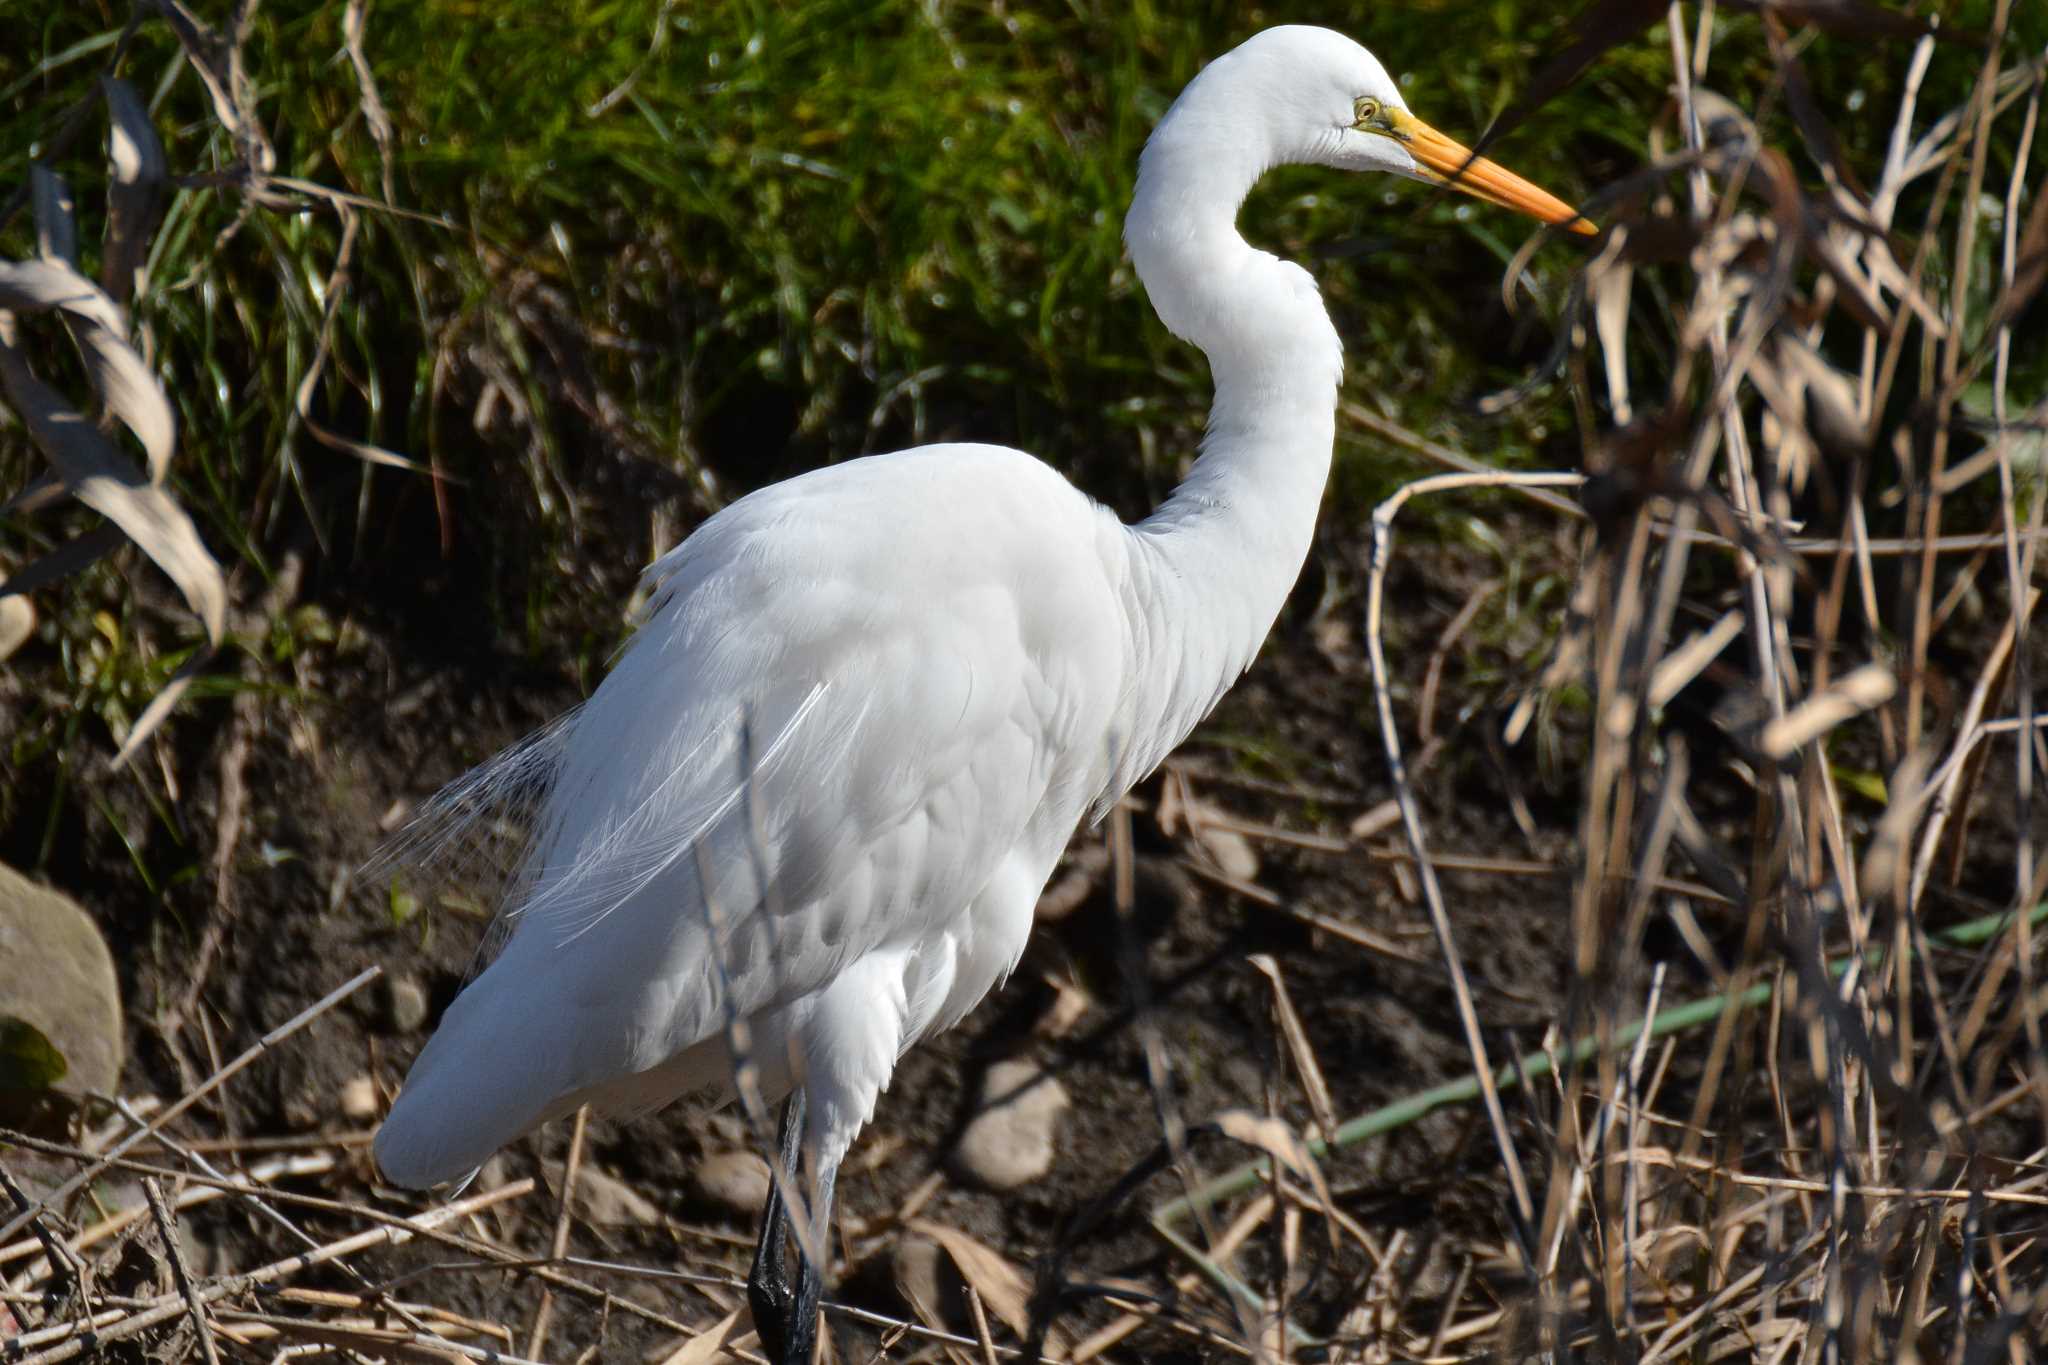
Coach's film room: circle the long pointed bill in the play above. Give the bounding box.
[1391,110,1598,236]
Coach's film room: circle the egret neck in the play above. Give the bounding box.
[1112,107,1343,788]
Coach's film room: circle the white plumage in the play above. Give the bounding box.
[378,448,1134,1184]
[374,26,1588,1363]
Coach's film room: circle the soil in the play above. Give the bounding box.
[8,496,2038,1362]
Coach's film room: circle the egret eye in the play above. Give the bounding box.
[1354,97,1382,126]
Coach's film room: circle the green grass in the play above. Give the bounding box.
[0,0,2035,838]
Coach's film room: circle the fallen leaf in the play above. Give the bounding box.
[651,1307,750,1365]
[0,325,222,642]
[0,256,176,478]
[101,76,167,307]
[908,1218,1032,1339]
[1213,1109,1337,1223]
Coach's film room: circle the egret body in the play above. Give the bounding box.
[374,26,1589,1363]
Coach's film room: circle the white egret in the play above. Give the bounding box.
[374,25,1590,1363]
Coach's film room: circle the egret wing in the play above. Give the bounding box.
[374,447,1124,1185]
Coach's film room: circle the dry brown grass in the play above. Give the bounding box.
[1301,8,2044,1360]
[1149,7,2048,1362]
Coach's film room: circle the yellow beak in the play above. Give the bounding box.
[1389,109,1598,236]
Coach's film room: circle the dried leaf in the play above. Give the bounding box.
[1758,664,1897,758]
[1591,251,1634,422]
[102,77,167,307]
[0,329,223,641]
[1775,334,1866,457]
[31,166,77,267]
[1647,609,1745,708]
[652,1307,749,1365]
[541,1158,661,1226]
[1033,968,1093,1040]
[1804,222,1895,330]
[0,257,177,479]
[1860,750,1931,906]
[908,1219,1032,1339]
[1190,804,1258,881]
[109,648,212,769]
[1347,800,1399,840]
[1213,1109,1336,1218]
[0,257,129,335]
[1247,957,1338,1144]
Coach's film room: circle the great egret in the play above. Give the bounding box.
[374,24,1590,1363]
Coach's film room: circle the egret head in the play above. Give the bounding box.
[1163,25,1596,235]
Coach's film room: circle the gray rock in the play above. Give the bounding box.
[383,975,430,1034]
[0,864,123,1096]
[952,1058,1068,1190]
[1195,821,1259,881]
[543,1160,662,1226]
[339,1074,379,1121]
[691,1150,771,1216]
[1187,800,1259,881]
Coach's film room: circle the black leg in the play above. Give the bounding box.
[780,1155,837,1365]
[748,1092,806,1362]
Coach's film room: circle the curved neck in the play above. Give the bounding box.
[1106,125,1343,792]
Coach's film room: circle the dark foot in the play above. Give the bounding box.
[748,1230,796,1361]
[781,1253,822,1365]
[747,1092,807,1362]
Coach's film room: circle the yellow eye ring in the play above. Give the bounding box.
[1353,97,1382,125]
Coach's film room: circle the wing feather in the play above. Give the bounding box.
[375,445,1127,1185]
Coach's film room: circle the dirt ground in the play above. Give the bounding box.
[0,506,1600,1361]
[12,491,2043,1361]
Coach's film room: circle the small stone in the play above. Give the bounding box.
[1032,972,1092,1040]
[1194,820,1259,882]
[383,975,430,1034]
[951,1058,1068,1191]
[545,1160,661,1226]
[1312,608,1355,664]
[691,1150,771,1216]
[1348,800,1400,841]
[339,1074,379,1121]
[0,597,33,662]
[0,864,123,1098]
